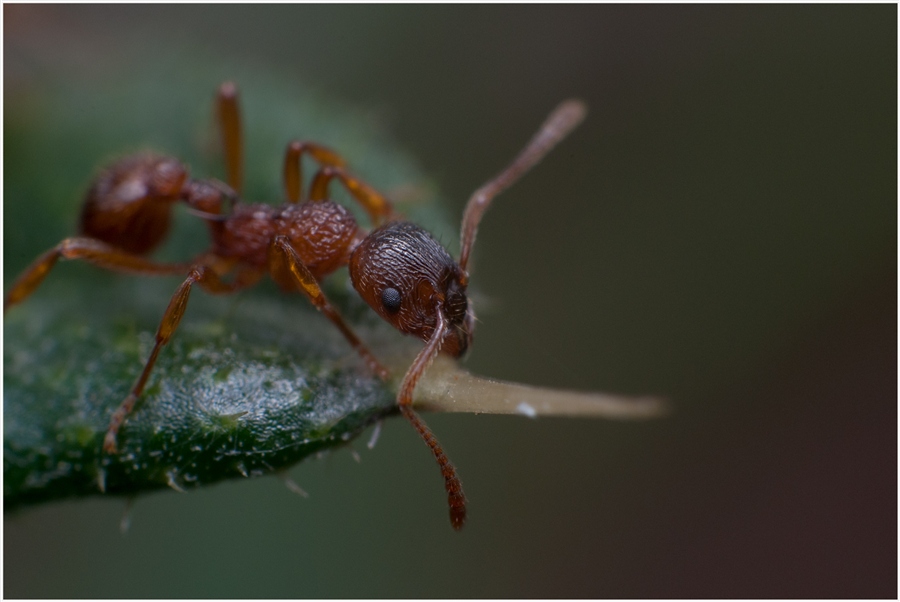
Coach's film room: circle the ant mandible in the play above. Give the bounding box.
[4,82,586,530]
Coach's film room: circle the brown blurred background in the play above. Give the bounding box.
[3,4,896,598]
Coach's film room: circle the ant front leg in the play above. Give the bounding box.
[268,235,389,380]
[308,166,394,226]
[4,238,192,313]
[103,264,262,453]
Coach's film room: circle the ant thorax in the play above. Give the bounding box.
[209,200,364,280]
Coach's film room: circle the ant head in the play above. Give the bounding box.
[349,221,474,357]
[351,99,586,362]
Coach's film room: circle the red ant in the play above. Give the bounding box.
[4,82,586,530]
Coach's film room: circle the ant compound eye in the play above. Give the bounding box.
[381,287,402,313]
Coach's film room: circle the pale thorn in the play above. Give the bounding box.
[413,355,668,419]
[367,420,383,450]
[279,473,310,498]
[166,471,186,493]
[119,497,135,535]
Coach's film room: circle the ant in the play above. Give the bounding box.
[4,82,586,530]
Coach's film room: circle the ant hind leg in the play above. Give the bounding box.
[103,264,259,453]
[4,238,192,313]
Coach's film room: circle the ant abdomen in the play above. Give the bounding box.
[79,153,188,255]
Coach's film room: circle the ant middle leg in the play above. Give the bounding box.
[103,264,262,453]
[282,141,346,203]
[268,235,389,380]
[216,82,243,194]
[4,238,193,313]
[281,140,394,224]
[309,166,393,225]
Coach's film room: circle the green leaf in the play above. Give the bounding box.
[4,66,453,510]
[4,290,403,510]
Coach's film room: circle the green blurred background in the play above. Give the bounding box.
[3,4,895,598]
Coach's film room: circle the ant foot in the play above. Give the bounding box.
[372,362,390,381]
[103,393,137,454]
[102,431,119,454]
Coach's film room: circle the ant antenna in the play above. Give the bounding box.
[458,99,587,273]
[396,308,467,529]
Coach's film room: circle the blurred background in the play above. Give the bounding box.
[3,4,895,598]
